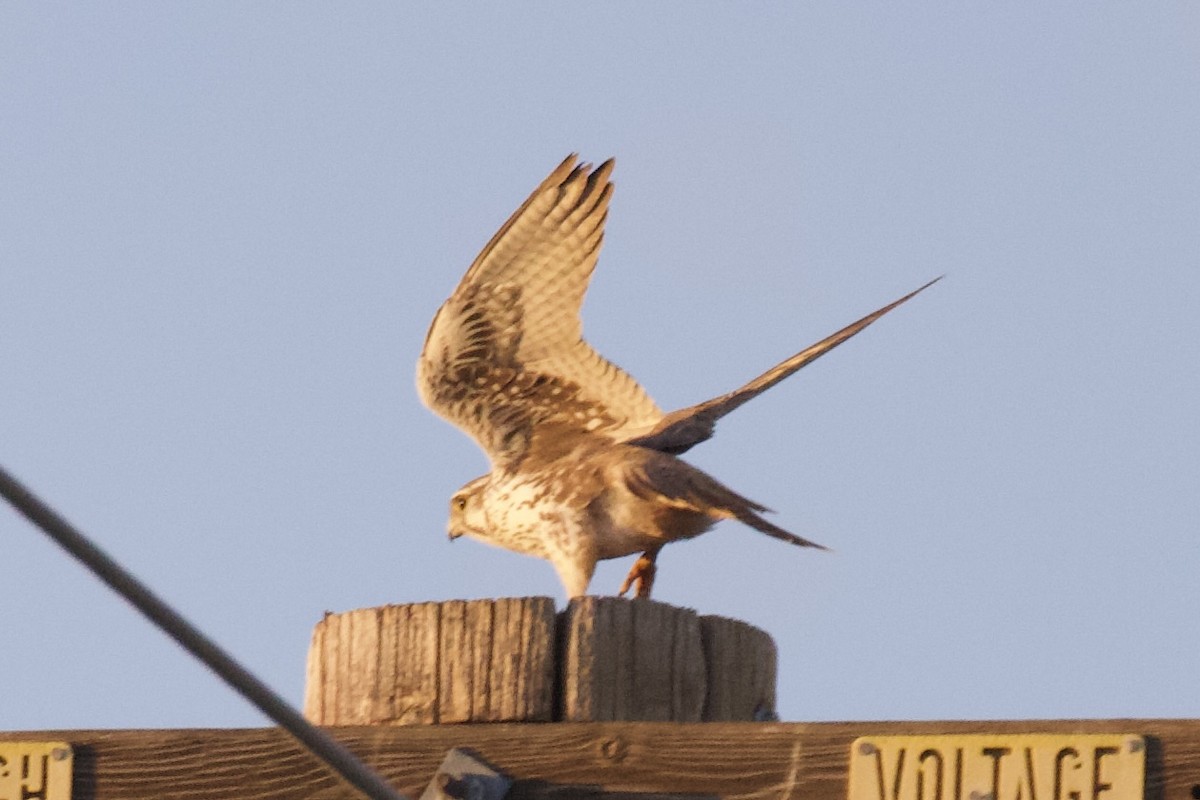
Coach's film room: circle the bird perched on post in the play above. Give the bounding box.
[417,155,938,599]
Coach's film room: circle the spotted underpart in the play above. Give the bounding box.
[419,154,939,598]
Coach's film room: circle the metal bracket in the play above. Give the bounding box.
[420,748,511,800]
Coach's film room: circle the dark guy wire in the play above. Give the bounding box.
[0,463,409,800]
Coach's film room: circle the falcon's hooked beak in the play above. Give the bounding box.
[447,526,464,542]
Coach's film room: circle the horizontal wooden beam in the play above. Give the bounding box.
[3,719,1198,800]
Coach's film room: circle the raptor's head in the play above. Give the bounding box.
[447,475,490,541]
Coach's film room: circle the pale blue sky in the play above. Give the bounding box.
[3,4,1197,730]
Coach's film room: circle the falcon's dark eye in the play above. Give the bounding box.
[454,496,468,511]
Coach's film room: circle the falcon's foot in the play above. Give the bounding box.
[617,550,659,599]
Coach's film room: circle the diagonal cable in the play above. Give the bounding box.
[0,463,409,800]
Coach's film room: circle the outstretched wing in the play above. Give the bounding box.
[625,276,942,454]
[417,155,663,469]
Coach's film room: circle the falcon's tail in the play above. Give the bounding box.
[623,450,828,550]
[693,473,829,550]
[729,504,829,550]
[626,276,942,455]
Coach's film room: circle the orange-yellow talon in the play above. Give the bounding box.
[618,552,658,599]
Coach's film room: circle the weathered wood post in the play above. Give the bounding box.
[304,597,777,725]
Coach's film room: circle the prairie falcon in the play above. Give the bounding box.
[417,155,937,599]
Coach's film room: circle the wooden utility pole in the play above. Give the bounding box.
[9,596,1198,798]
[304,596,777,725]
